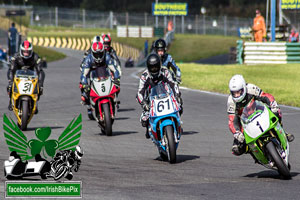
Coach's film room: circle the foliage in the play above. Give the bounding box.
[1,0,265,17]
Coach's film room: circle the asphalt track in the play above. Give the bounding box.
[0,48,300,199]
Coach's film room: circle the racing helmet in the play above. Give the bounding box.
[154,38,166,58]
[74,145,83,160]
[147,53,161,81]
[229,74,247,103]
[91,41,105,63]
[92,35,102,43]
[20,40,33,59]
[102,34,111,50]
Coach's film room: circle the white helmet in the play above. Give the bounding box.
[92,35,103,43]
[229,74,247,103]
[74,145,83,160]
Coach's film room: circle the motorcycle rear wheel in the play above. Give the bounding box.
[54,164,68,181]
[102,103,112,136]
[165,125,176,164]
[266,141,291,179]
[20,101,29,131]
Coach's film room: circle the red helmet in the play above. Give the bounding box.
[102,34,111,50]
[20,40,33,59]
[91,42,105,63]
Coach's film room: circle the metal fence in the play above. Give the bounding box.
[30,6,253,37]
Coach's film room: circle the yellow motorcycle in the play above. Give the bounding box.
[11,69,39,130]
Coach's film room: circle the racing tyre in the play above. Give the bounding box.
[20,100,29,131]
[102,103,112,136]
[165,125,176,164]
[54,164,68,181]
[266,141,291,179]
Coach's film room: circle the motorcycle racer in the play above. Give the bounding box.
[80,35,102,72]
[154,38,181,84]
[136,53,181,139]
[47,146,83,180]
[7,40,45,113]
[227,74,294,156]
[102,34,122,77]
[80,41,120,115]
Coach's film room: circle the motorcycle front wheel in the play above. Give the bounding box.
[54,164,68,181]
[20,101,29,131]
[102,103,112,136]
[266,141,291,179]
[165,125,176,164]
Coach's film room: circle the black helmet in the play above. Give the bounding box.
[154,39,166,58]
[147,53,161,81]
[154,38,166,50]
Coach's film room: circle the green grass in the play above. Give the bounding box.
[180,63,300,107]
[33,46,66,62]
[28,27,238,62]
[168,34,238,62]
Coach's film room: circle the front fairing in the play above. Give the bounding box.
[148,82,181,149]
[12,69,39,125]
[241,100,289,165]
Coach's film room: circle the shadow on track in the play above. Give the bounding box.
[244,170,299,179]
[118,108,135,112]
[26,126,64,131]
[182,131,199,135]
[115,117,130,120]
[155,155,200,164]
[97,131,138,136]
[113,131,138,136]
[176,155,200,163]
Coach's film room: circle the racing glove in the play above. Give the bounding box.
[141,100,150,111]
[176,76,181,84]
[82,84,90,94]
[270,101,279,113]
[113,78,120,87]
[233,131,245,143]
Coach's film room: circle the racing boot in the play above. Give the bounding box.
[35,102,38,114]
[145,128,150,139]
[231,139,246,156]
[8,100,12,111]
[286,133,294,142]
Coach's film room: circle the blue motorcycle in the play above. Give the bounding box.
[148,82,182,163]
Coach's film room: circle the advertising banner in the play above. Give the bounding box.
[152,3,188,16]
[282,0,300,9]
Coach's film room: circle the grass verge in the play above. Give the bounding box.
[28,27,237,62]
[34,46,66,62]
[168,34,238,62]
[180,63,300,107]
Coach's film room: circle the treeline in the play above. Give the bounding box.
[1,0,265,17]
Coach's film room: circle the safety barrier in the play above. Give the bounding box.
[27,36,141,60]
[243,42,300,64]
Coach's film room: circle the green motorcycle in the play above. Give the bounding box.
[241,99,291,179]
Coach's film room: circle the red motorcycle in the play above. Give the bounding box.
[89,67,120,136]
